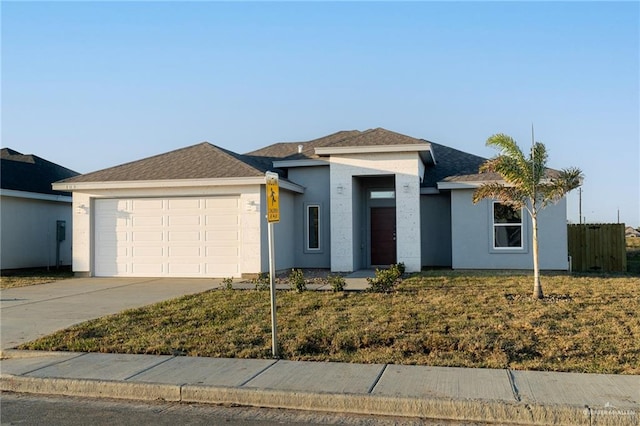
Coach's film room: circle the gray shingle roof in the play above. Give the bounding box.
[56,129,554,188]
[58,142,271,183]
[1,148,79,196]
[424,142,489,187]
[246,130,362,160]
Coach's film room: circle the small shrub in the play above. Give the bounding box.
[367,263,404,293]
[327,274,346,292]
[222,277,234,290]
[289,268,306,293]
[252,273,270,291]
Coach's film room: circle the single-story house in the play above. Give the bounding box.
[1,148,79,270]
[53,128,570,278]
[625,226,640,238]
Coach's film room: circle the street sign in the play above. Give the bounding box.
[266,172,280,223]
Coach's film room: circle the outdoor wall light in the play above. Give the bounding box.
[403,183,410,193]
[336,184,344,194]
[75,204,89,214]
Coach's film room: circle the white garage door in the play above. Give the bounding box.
[94,197,241,277]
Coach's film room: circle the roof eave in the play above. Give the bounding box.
[272,159,329,168]
[315,144,433,159]
[53,176,305,194]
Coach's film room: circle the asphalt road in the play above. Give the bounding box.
[0,393,482,426]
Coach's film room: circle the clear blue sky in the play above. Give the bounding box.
[2,1,638,226]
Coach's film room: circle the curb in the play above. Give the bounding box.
[3,374,636,426]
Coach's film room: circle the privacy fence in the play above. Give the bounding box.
[567,224,626,273]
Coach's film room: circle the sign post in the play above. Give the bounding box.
[265,172,280,358]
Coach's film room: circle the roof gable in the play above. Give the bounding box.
[59,142,270,184]
[1,148,79,196]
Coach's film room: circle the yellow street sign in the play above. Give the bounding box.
[266,172,280,223]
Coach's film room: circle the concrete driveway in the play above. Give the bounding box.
[0,278,222,351]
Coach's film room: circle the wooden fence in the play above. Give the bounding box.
[567,224,627,272]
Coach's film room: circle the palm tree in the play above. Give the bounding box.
[472,133,583,299]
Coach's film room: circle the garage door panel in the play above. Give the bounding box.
[169,246,201,257]
[169,215,201,226]
[132,199,163,210]
[132,263,164,274]
[132,216,163,227]
[207,246,239,257]
[168,199,201,210]
[205,214,238,227]
[95,197,241,277]
[168,231,201,241]
[206,263,238,275]
[133,246,163,257]
[132,231,164,242]
[168,263,202,274]
[205,230,238,243]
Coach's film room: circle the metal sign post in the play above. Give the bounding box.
[265,172,280,358]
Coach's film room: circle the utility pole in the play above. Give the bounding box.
[579,188,582,224]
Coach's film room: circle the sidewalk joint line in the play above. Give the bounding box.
[19,352,88,376]
[367,364,388,394]
[506,369,521,402]
[123,355,176,381]
[238,359,279,387]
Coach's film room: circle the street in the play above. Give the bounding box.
[0,393,483,426]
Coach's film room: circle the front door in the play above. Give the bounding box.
[370,207,396,265]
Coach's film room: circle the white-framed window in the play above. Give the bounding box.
[492,202,523,249]
[306,204,320,251]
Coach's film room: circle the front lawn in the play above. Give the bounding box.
[0,268,73,289]
[19,271,640,374]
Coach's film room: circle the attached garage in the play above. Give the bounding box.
[94,196,241,277]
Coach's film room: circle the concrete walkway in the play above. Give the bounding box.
[1,350,638,425]
[1,277,638,424]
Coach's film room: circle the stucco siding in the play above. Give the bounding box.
[288,167,331,269]
[270,189,296,271]
[1,195,73,269]
[450,189,569,270]
[329,152,422,272]
[420,193,452,267]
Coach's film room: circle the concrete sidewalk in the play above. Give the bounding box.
[1,350,638,425]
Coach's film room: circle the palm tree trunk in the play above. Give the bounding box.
[531,213,543,299]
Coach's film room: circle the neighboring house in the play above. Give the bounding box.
[625,226,640,238]
[1,148,79,270]
[53,128,570,278]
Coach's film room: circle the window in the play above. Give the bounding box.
[370,190,395,199]
[307,204,320,250]
[493,202,523,249]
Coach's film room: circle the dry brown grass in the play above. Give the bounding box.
[20,271,639,374]
[0,268,73,289]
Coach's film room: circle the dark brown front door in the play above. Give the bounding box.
[370,207,396,265]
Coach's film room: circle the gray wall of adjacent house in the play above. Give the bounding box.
[0,195,73,269]
[450,189,569,270]
[420,193,452,267]
[260,187,297,272]
[288,166,332,269]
